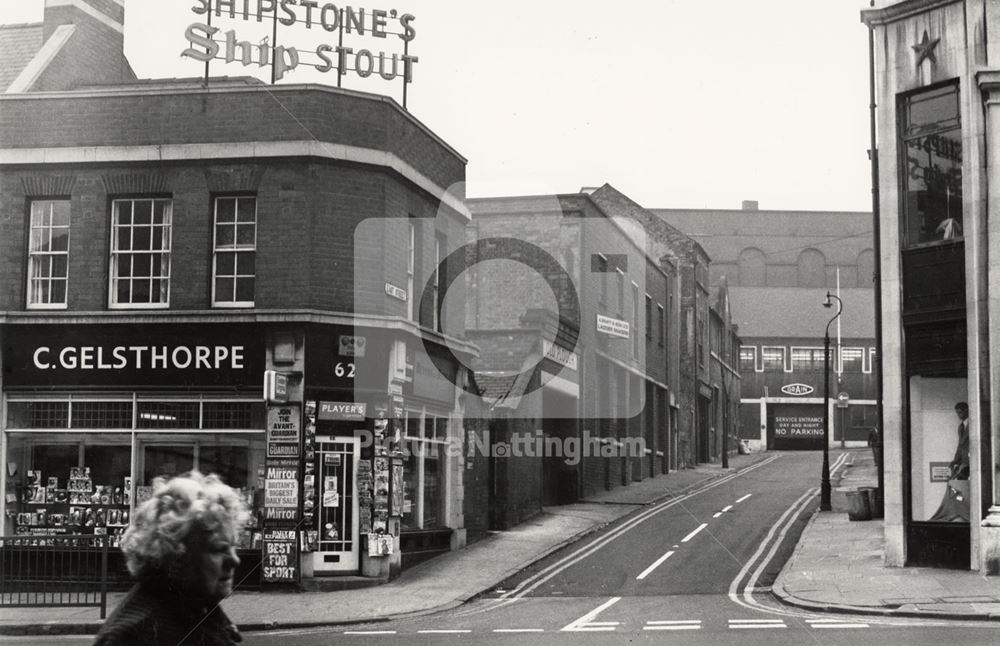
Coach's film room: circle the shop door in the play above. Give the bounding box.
[312,436,359,574]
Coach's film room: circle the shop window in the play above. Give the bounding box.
[4,423,263,546]
[400,409,447,531]
[899,83,962,248]
[907,376,969,523]
[27,199,70,309]
[212,195,256,306]
[110,198,172,308]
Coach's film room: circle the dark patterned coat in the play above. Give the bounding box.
[93,581,242,646]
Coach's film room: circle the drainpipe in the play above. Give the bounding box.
[868,1,886,517]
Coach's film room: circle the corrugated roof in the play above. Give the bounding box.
[0,23,43,92]
[729,286,875,339]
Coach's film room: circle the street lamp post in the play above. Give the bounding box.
[821,292,843,512]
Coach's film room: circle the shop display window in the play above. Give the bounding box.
[400,409,448,530]
[3,396,267,549]
[908,376,970,523]
[6,434,133,546]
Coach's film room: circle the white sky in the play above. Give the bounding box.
[2,1,874,211]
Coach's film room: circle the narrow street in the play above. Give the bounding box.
[222,451,991,645]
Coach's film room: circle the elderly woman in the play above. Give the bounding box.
[94,471,248,646]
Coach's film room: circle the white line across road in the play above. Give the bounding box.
[560,596,621,632]
[681,522,708,543]
[635,550,674,580]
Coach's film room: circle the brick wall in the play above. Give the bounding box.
[0,87,464,194]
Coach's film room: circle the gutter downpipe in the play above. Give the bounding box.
[868,1,886,517]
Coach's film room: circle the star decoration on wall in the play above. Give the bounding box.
[912,30,940,67]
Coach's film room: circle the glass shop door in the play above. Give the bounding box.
[312,436,359,573]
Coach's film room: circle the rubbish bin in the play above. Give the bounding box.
[846,489,872,521]
[860,486,881,519]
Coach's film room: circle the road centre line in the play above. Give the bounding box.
[681,522,708,542]
[417,629,472,633]
[343,630,398,634]
[635,550,674,580]
[492,628,545,632]
[486,455,782,605]
[735,493,752,503]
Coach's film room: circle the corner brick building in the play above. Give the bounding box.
[0,0,475,584]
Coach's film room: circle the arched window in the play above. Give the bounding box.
[797,248,826,287]
[737,248,765,286]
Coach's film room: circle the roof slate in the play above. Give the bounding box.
[0,23,43,92]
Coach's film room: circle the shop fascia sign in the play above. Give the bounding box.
[182,1,417,82]
[780,383,814,396]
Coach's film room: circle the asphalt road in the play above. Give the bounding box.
[11,451,998,645]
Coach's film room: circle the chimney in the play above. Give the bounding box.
[31,0,134,91]
[741,200,759,211]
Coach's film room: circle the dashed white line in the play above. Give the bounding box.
[417,629,472,634]
[636,550,675,580]
[681,522,708,542]
[735,493,753,503]
[806,619,869,629]
[721,504,733,512]
[729,619,786,629]
[492,628,545,633]
[644,620,701,631]
[343,630,398,635]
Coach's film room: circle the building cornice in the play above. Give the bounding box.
[861,0,963,26]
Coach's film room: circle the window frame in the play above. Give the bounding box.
[108,197,173,309]
[898,81,963,249]
[211,194,257,308]
[761,345,787,372]
[739,345,758,372]
[26,199,71,310]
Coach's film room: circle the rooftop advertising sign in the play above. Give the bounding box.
[182,1,417,85]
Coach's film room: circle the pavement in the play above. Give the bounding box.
[3,448,999,636]
[773,449,1000,621]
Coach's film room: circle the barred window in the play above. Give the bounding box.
[137,401,199,429]
[72,401,132,429]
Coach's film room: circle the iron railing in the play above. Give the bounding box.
[0,534,109,618]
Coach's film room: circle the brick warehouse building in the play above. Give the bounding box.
[656,204,877,453]
[0,1,477,584]
[466,185,740,527]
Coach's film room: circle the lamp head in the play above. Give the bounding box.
[823,292,833,308]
